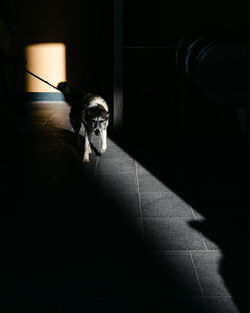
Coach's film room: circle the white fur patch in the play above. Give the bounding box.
[88,96,109,112]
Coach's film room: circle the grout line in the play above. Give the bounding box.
[201,233,209,250]
[190,206,197,219]
[189,251,210,313]
[135,160,144,234]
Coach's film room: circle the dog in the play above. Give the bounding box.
[57,82,109,162]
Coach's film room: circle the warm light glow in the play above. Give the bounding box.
[25,43,66,92]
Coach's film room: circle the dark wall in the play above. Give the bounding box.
[4,0,112,98]
[124,0,250,44]
[88,0,113,101]
[123,0,250,133]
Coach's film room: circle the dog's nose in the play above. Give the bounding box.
[95,129,100,136]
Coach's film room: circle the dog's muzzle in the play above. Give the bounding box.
[94,129,100,136]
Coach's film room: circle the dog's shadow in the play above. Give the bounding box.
[60,128,101,158]
[52,127,85,158]
[50,127,101,160]
[189,216,249,313]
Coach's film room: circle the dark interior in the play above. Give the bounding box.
[1,1,250,312]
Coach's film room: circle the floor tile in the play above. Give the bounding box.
[111,193,140,217]
[96,158,135,175]
[205,297,240,313]
[138,174,169,193]
[136,163,152,175]
[143,217,206,251]
[134,297,207,313]
[203,236,220,251]
[191,251,231,297]
[192,209,206,219]
[81,160,97,175]
[61,296,132,313]
[91,137,117,148]
[96,174,138,194]
[101,144,134,159]
[126,218,143,236]
[151,252,203,297]
[141,192,194,217]
[188,217,220,250]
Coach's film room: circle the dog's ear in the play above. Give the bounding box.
[85,109,91,118]
[106,113,110,120]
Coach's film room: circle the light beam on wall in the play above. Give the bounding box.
[25,43,66,92]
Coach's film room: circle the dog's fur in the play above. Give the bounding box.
[57,82,109,162]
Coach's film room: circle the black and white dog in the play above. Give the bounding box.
[57,82,109,162]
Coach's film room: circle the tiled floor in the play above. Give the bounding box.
[1,101,244,313]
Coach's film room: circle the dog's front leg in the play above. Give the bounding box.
[83,131,91,162]
[88,131,92,154]
[100,129,107,153]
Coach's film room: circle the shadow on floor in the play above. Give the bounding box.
[0,116,208,313]
[109,113,250,313]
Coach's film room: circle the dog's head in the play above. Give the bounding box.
[85,106,110,136]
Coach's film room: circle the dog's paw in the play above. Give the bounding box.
[100,148,106,153]
[83,158,90,163]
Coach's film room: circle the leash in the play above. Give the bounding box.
[90,142,102,157]
[17,64,102,157]
[16,64,60,91]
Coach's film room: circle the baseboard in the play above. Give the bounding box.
[19,92,65,102]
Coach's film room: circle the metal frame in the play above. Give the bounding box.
[113,0,123,131]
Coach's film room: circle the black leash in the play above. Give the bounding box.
[16,64,60,91]
[90,142,102,157]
